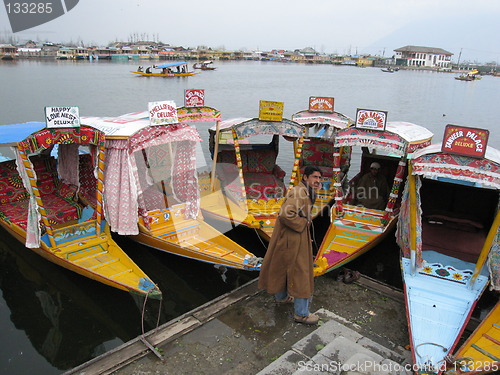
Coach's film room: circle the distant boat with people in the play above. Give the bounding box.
[193,60,217,70]
[131,61,199,77]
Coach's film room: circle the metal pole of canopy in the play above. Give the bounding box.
[469,208,500,289]
[19,149,57,248]
[382,155,407,225]
[231,128,248,212]
[95,145,105,235]
[332,147,344,218]
[408,162,418,276]
[210,119,221,192]
[288,130,305,189]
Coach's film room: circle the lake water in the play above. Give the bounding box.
[0,60,499,375]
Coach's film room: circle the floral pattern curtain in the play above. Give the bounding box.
[103,139,139,235]
[395,177,422,264]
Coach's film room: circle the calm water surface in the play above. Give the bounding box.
[0,60,499,374]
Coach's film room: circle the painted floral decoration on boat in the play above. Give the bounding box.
[436,268,450,277]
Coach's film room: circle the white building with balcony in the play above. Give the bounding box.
[394,45,453,69]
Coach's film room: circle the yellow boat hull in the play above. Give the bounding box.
[314,205,397,276]
[134,204,261,270]
[131,70,199,77]
[0,219,162,299]
[451,301,500,374]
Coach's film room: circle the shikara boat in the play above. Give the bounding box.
[446,300,500,374]
[455,69,481,81]
[177,106,260,231]
[81,112,262,271]
[206,117,306,241]
[396,125,500,374]
[291,107,353,218]
[131,61,199,77]
[0,122,161,298]
[313,120,433,276]
[193,60,217,70]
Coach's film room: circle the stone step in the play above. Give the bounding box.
[256,308,412,375]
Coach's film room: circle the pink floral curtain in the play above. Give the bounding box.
[103,139,139,235]
[57,143,80,187]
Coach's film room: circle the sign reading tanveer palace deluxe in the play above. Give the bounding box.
[442,125,489,158]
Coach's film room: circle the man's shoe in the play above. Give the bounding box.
[294,313,319,325]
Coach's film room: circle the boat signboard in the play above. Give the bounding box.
[259,100,284,122]
[441,124,489,158]
[309,97,334,113]
[45,106,80,128]
[355,109,387,131]
[184,89,205,107]
[148,100,178,125]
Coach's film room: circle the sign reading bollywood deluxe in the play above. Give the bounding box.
[45,106,80,128]
[309,97,334,113]
[442,124,489,158]
[184,89,205,107]
[148,100,178,125]
[259,100,284,122]
[355,109,387,131]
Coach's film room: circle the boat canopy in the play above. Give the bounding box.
[216,118,304,139]
[0,122,46,146]
[177,106,221,123]
[334,121,433,156]
[411,144,500,189]
[81,113,202,235]
[156,61,188,69]
[291,110,353,139]
[0,122,106,247]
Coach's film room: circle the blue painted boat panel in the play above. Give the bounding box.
[402,257,488,372]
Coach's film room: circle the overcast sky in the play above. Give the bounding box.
[2,0,499,62]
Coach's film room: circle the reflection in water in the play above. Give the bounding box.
[0,225,260,374]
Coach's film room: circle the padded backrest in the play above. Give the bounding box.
[301,140,334,168]
[217,149,277,174]
[0,160,29,204]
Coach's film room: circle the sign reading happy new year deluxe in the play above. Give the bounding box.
[148,100,178,125]
[441,124,489,158]
[45,106,80,128]
[355,109,387,131]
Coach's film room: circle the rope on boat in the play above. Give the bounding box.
[415,342,448,372]
[139,290,164,361]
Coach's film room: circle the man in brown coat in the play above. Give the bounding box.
[258,165,322,325]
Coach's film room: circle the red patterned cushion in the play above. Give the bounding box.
[58,183,78,201]
[0,173,28,204]
[244,150,276,174]
[41,194,81,225]
[217,150,237,165]
[244,173,285,201]
[301,140,334,168]
[79,154,97,207]
[31,156,58,195]
[0,199,29,228]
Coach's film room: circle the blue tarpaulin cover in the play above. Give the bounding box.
[156,61,188,69]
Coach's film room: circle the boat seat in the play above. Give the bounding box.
[78,153,97,208]
[0,156,82,230]
[216,149,286,201]
[0,194,81,230]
